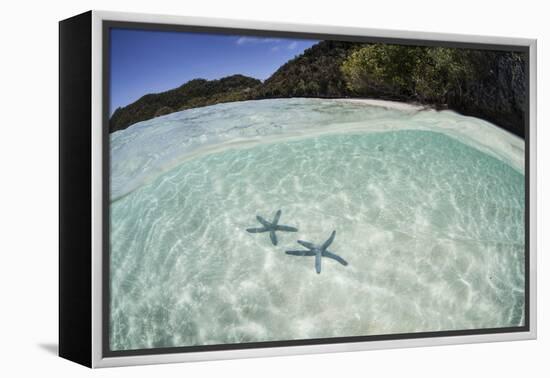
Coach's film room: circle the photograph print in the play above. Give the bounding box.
[106,25,527,353]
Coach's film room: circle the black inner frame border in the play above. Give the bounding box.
[101,19,531,358]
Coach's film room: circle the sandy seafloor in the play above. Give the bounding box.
[109,98,525,351]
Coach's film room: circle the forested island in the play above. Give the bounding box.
[110,41,526,138]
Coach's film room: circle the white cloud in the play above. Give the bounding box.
[236,36,282,45]
[288,41,298,50]
[271,46,280,52]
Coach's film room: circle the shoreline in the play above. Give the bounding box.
[332,97,426,112]
[114,96,522,140]
[110,98,524,202]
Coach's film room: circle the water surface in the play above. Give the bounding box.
[109,99,525,351]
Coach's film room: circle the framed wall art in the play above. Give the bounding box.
[59,10,537,368]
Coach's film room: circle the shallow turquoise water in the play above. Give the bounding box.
[109,99,525,351]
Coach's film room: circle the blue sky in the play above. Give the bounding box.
[109,28,319,113]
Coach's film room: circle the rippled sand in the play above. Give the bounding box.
[109,99,525,351]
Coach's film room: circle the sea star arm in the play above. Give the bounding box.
[256,215,272,227]
[276,225,298,232]
[246,227,268,233]
[297,240,316,249]
[269,230,278,245]
[286,250,316,256]
[272,210,282,225]
[321,231,336,250]
[322,250,348,266]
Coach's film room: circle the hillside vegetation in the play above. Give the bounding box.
[341,44,526,136]
[110,41,526,137]
[255,40,358,98]
[110,75,261,132]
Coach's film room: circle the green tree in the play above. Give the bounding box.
[411,47,473,103]
[341,44,422,99]
[341,44,474,103]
